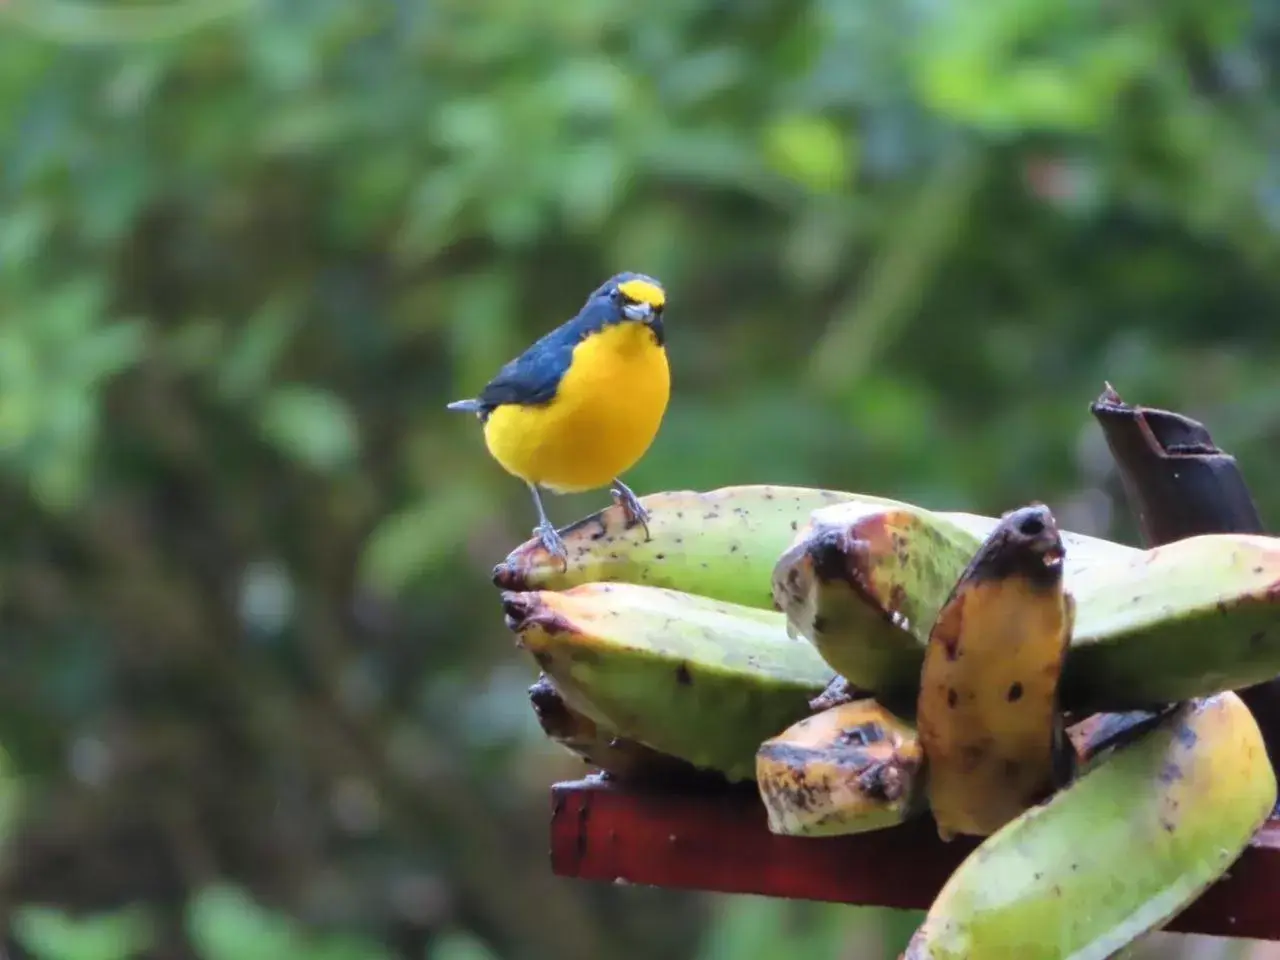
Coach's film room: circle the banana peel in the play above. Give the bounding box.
[917,504,1076,841]
[904,692,1276,959]
[502,582,833,782]
[772,503,984,705]
[527,673,727,787]
[1061,531,1280,709]
[494,484,1136,612]
[778,503,1280,714]
[495,485,870,610]
[756,698,925,837]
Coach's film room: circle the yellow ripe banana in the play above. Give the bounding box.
[917,504,1075,841]
[502,582,833,782]
[772,503,984,707]
[527,673,724,787]
[904,692,1276,959]
[492,484,1137,612]
[756,698,924,837]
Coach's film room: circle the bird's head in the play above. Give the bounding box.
[593,271,666,343]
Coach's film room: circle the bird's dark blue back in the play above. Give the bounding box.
[470,292,621,417]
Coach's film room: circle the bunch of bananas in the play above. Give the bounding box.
[495,484,1280,957]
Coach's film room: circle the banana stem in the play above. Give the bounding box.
[1090,383,1264,543]
[1089,383,1280,777]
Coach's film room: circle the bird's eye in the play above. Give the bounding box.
[615,277,665,312]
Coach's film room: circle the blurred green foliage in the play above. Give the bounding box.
[2,0,1280,958]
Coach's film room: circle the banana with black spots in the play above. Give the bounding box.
[916,503,1076,841]
[527,672,727,787]
[756,698,925,836]
[772,502,984,709]
[904,692,1276,959]
[502,582,834,782]
[494,484,1134,612]
[778,501,1280,714]
[495,485,870,609]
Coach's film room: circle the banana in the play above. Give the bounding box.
[502,582,834,782]
[771,502,984,705]
[494,485,872,609]
[917,504,1076,841]
[756,698,925,837]
[1061,531,1280,709]
[904,692,1276,959]
[781,502,1280,713]
[527,673,726,787]
[493,484,1137,612]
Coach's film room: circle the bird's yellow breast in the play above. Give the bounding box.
[482,322,670,493]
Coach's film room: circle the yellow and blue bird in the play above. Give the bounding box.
[447,272,670,560]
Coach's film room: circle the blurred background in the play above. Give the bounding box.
[3,0,1280,957]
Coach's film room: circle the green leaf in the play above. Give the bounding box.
[187,885,394,960]
[1,0,255,45]
[187,885,303,960]
[0,740,23,847]
[0,204,53,273]
[430,930,499,960]
[216,295,304,402]
[12,904,156,960]
[762,115,853,193]
[357,486,489,595]
[256,385,360,471]
[695,896,790,960]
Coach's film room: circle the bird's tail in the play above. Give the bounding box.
[446,398,483,414]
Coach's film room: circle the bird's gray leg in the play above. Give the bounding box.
[527,483,568,563]
[610,478,651,540]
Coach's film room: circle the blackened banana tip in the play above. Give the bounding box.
[1000,503,1066,572]
[527,672,557,704]
[809,528,853,584]
[501,590,538,629]
[1005,502,1057,538]
[492,559,525,590]
[527,676,576,734]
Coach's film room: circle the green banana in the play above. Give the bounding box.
[502,582,834,782]
[771,501,985,704]
[904,692,1276,959]
[494,485,872,609]
[780,502,1280,712]
[527,673,727,787]
[1061,532,1280,709]
[492,484,1136,612]
[756,698,925,837]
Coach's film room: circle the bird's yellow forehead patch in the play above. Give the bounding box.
[618,278,665,310]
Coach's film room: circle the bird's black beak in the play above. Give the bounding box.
[645,309,665,345]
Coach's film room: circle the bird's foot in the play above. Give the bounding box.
[610,480,651,540]
[809,675,865,713]
[534,520,569,571]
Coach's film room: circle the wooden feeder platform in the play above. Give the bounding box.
[549,777,1280,941]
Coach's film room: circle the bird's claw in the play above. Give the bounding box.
[534,521,569,572]
[611,482,651,540]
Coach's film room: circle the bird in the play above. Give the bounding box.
[447,271,670,561]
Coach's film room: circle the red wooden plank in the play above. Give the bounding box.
[549,778,1280,942]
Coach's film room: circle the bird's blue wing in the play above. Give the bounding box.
[473,321,585,415]
[463,292,620,418]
